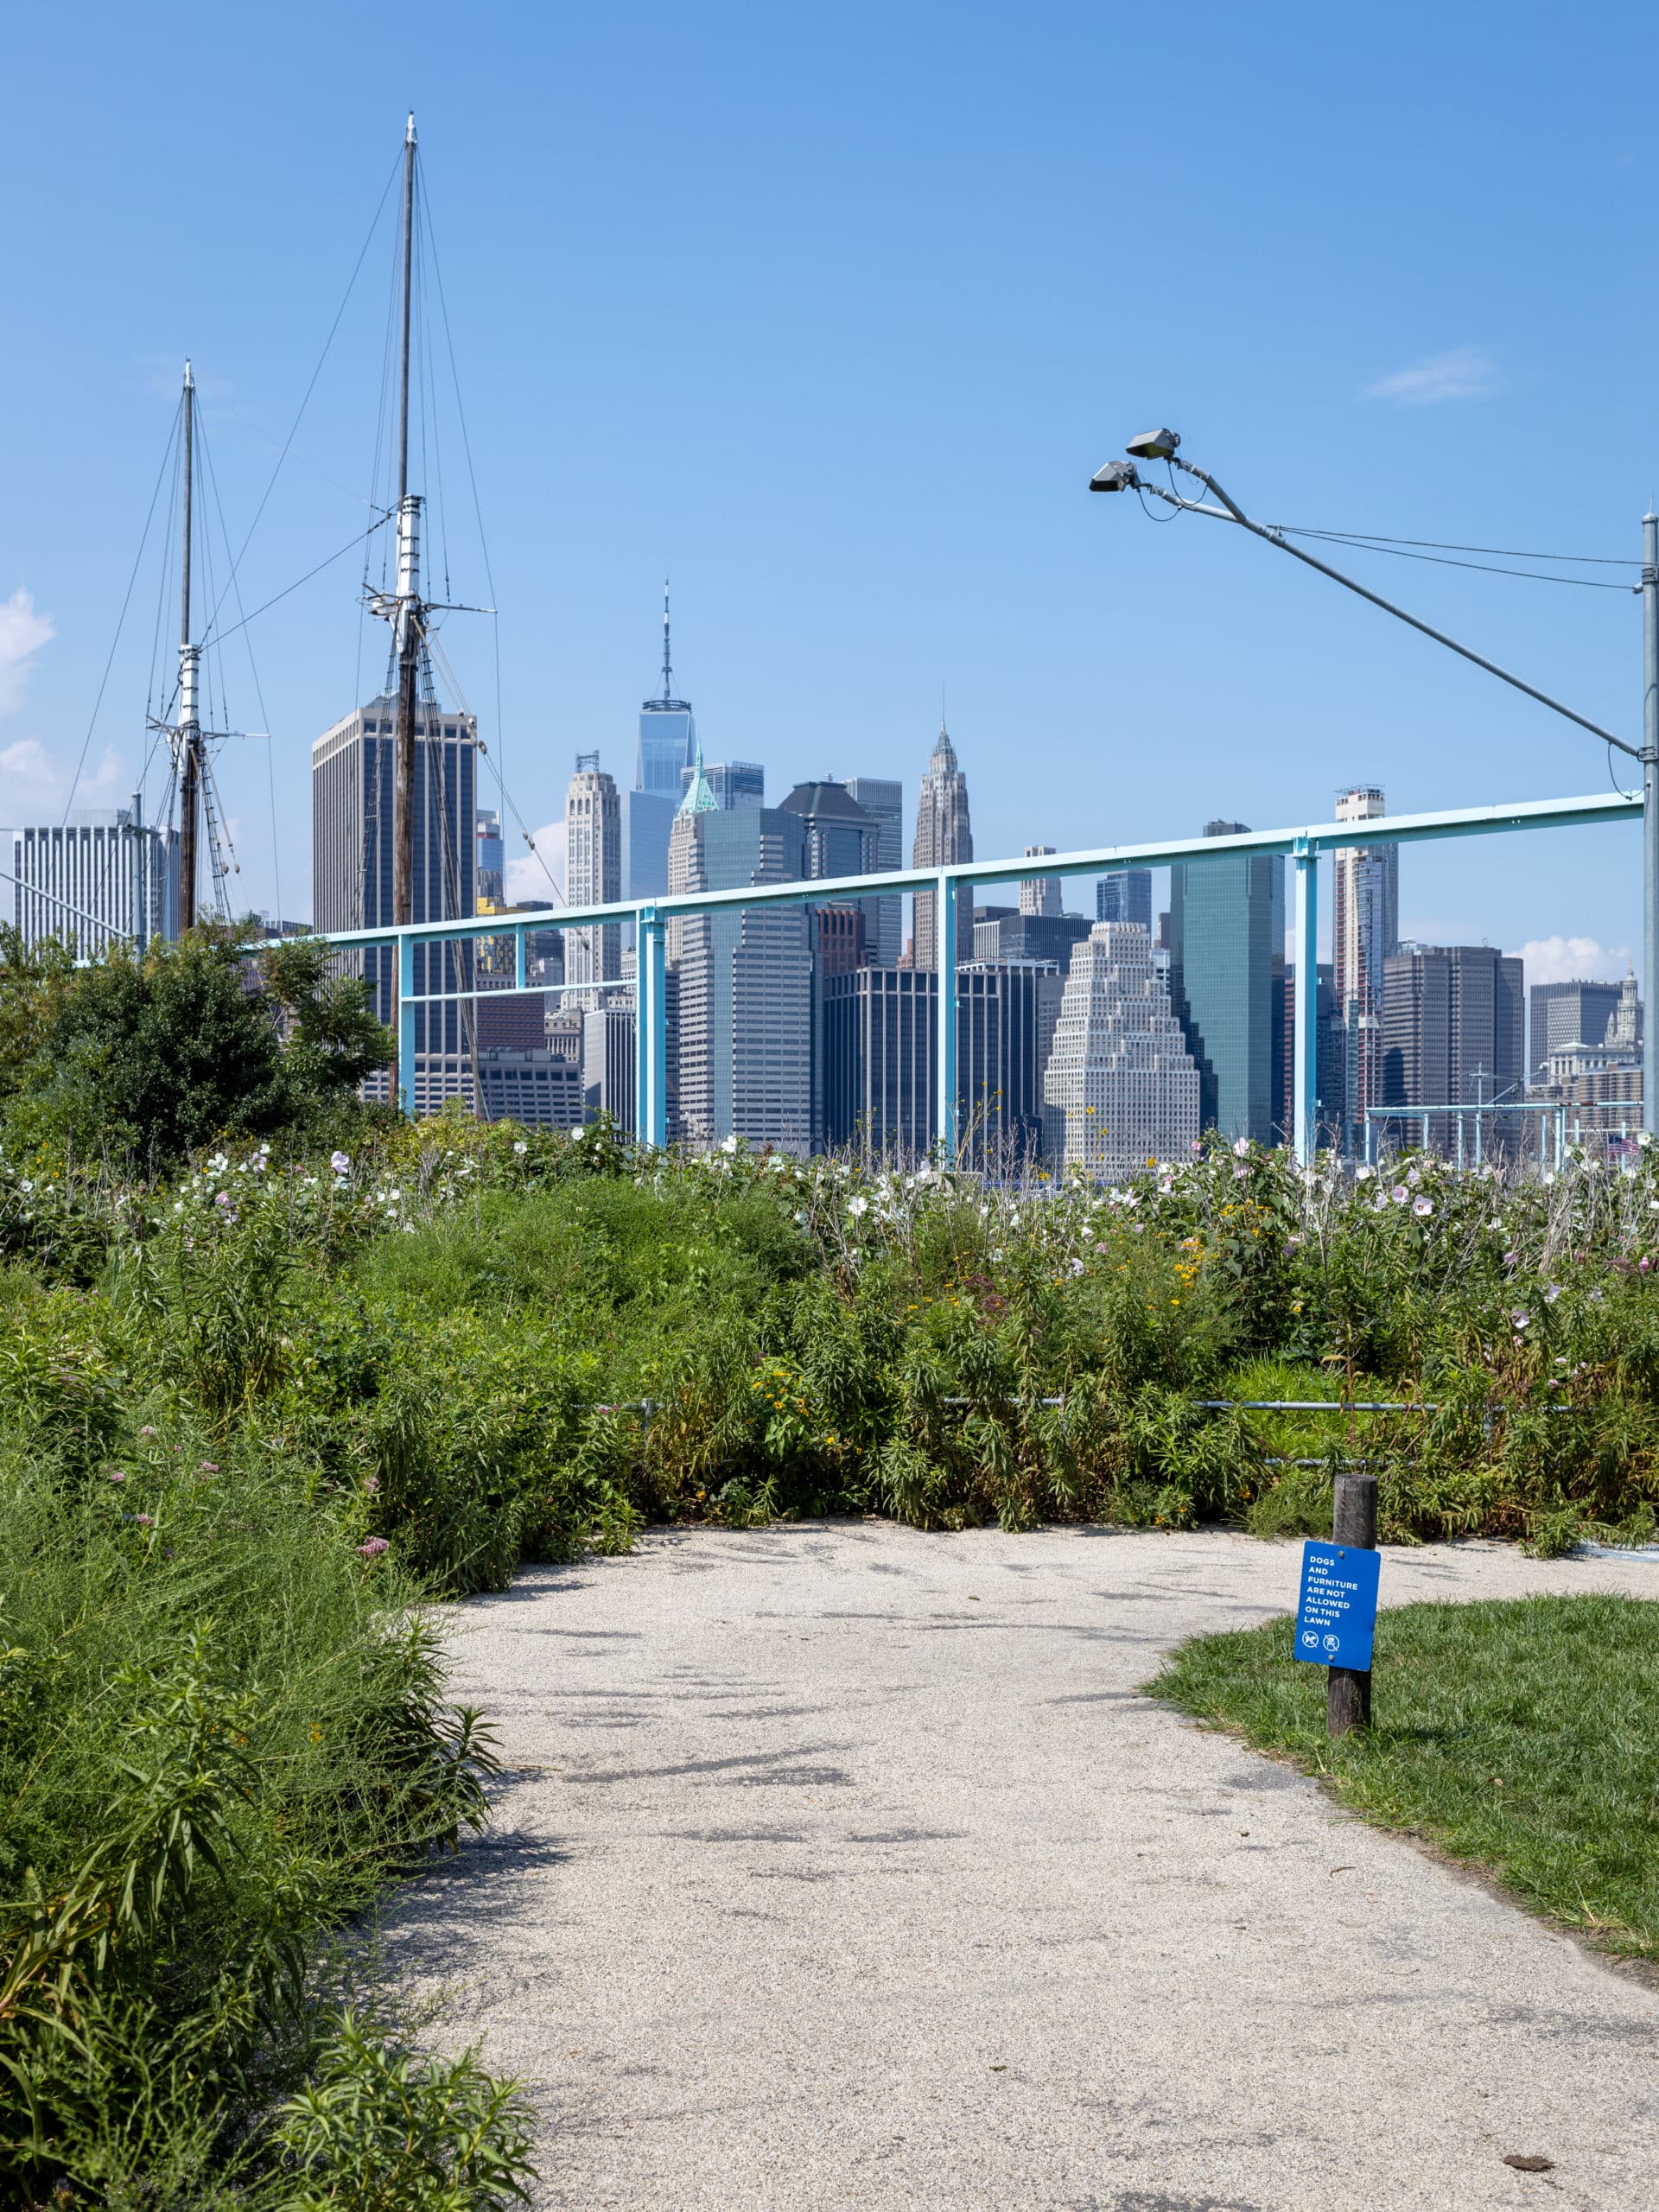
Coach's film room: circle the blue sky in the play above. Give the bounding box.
[3,0,1656,981]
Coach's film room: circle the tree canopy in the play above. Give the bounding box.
[0,925,391,1169]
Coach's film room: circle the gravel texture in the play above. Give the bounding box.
[383,1525,1659,2211]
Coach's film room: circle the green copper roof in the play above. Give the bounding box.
[677,741,719,817]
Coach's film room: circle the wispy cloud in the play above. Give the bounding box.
[1508,934,1631,987]
[0,588,54,716]
[1362,346,1501,406]
[505,819,566,905]
[0,737,54,783]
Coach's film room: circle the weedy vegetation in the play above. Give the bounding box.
[4,928,1659,2198]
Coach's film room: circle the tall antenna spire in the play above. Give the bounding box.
[176,359,201,931]
[661,576,673,705]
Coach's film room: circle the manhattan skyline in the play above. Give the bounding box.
[3,3,1655,985]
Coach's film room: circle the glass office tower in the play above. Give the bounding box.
[1168,820,1282,1144]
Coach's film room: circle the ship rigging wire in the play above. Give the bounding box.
[60,407,178,828]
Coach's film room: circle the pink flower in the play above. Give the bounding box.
[139,1425,157,1438]
[363,1475,379,1493]
[136,1513,155,1529]
[1414,1198,1433,1218]
[199,1461,219,1473]
[108,1471,126,1484]
[357,1536,390,1559]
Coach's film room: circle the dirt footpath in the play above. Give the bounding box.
[383,1525,1659,2212]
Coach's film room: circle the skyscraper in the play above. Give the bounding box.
[822,963,1063,1166]
[668,754,812,1153]
[912,724,973,969]
[1168,822,1281,1144]
[1096,869,1153,929]
[972,912,1091,967]
[779,781,880,880]
[1381,944,1524,1153]
[680,760,765,810]
[823,969,935,1159]
[565,753,622,989]
[1019,846,1062,918]
[844,776,904,966]
[1333,787,1400,1144]
[1277,963,1344,1148]
[313,695,478,1103]
[956,962,1066,1167]
[636,582,696,798]
[1529,978,1626,1078]
[1044,921,1199,1177]
[620,787,677,904]
[782,780,881,1148]
[475,808,505,904]
[6,801,177,953]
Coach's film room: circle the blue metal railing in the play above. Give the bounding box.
[251,790,1640,1166]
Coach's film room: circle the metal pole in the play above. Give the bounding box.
[1167,462,1637,761]
[177,361,200,932]
[1328,1470,1377,1736]
[1294,845,1318,1166]
[398,931,416,1117]
[935,870,957,1159]
[637,906,667,1148]
[391,116,420,936]
[1643,510,1658,1137]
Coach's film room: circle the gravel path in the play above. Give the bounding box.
[383,1526,1659,2211]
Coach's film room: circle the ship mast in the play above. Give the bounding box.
[176,359,201,930]
[391,110,423,929]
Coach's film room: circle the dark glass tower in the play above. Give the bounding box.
[1169,820,1281,1144]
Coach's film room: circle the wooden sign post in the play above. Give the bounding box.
[1327,1471,1378,1736]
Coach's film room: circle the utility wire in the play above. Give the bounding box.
[419,166,518,898]
[60,406,179,824]
[201,149,404,645]
[1273,526,1637,567]
[1269,525,1637,592]
[200,406,283,926]
[202,516,391,647]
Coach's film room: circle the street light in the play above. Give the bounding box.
[1125,427,1181,462]
[1089,428,1659,1146]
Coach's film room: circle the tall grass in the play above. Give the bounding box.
[6,1110,1659,2197]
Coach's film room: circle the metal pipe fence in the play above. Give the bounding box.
[245,789,1640,1168]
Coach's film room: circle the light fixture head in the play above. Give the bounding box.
[1125,426,1181,461]
[1089,461,1140,493]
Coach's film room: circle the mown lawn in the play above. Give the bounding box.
[1152,1592,1659,1959]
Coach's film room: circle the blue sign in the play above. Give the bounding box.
[1294,1541,1381,1670]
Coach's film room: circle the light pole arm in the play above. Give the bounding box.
[1135,462,1641,763]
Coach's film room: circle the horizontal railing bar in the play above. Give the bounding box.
[1364,1103,1565,1117]
[1193,1400,1437,1413]
[244,791,1641,957]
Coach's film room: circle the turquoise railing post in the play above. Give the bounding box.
[636,905,667,1148]
[397,931,416,1118]
[1293,842,1319,1166]
[514,925,527,991]
[934,870,957,1160]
